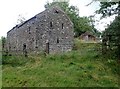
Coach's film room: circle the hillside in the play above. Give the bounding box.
[2,39,119,87]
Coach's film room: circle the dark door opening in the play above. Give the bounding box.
[23,43,27,57]
[46,42,49,54]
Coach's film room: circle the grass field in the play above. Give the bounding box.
[2,39,119,87]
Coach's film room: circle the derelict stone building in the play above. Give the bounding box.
[7,6,74,55]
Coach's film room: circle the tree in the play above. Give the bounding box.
[96,1,120,17]
[96,1,120,59]
[44,0,94,37]
[1,36,6,51]
[76,17,93,35]
[104,16,120,58]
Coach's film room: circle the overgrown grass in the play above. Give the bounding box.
[2,39,119,87]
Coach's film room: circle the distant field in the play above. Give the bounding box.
[2,39,119,87]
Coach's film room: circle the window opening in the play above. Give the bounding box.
[55,10,59,14]
[50,22,53,27]
[62,23,64,29]
[57,38,59,43]
[28,27,31,34]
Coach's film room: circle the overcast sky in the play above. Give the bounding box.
[0,0,115,37]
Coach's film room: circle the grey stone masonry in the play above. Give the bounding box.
[7,5,74,55]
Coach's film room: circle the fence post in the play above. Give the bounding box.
[102,37,107,55]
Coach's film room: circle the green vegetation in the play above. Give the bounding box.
[0,36,6,52]
[96,1,120,59]
[1,1,119,87]
[2,39,119,87]
[102,16,120,59]
[96,1,120,18]
[0,37,2,88]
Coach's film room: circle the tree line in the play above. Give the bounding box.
[97,1,120,60]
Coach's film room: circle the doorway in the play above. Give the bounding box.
[23,43,27,57]
[46,42,49,54]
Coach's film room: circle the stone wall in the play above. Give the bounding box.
[7,6,74,55]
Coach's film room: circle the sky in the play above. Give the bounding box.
[0,0,115,37]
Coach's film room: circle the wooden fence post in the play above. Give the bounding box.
[102,37,107,55]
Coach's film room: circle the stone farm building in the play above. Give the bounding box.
[7,6,74,55]
[80,31,97,42]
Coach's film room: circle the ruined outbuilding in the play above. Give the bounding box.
[7,6,74,55]
[80,31,97,42]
